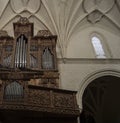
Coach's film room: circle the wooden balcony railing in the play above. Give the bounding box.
[0,84,80,116]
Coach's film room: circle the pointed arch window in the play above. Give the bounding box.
[91,36,106,58]
[42,47,54,69]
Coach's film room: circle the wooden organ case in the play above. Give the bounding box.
[0,17,79,123]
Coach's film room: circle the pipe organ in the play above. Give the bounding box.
[0,17,79,123]
[0,17,58,88]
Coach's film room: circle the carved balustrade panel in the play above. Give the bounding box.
[0,83,79,116]
[27,88,50,106]
[53,92,74,108]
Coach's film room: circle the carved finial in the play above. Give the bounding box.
[0,30,8,37]
[18,17,29,24]
[37,30,52,37]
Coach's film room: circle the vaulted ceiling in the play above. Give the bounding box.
[0,0,120,58]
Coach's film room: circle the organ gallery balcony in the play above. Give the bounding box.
[0,18,80,123]
[0,78,79,117]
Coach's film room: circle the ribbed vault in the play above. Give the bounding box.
[0,0,120,58]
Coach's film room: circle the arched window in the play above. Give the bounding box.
[4,82,24,101]
[91,36,106,58]
[42,47,54,69]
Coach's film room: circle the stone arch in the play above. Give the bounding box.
[77,69,120,111]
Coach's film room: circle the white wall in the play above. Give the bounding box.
[58,60,120,109]
[66,26,120,58]
[56,23,120,109]
[59,61,120,91]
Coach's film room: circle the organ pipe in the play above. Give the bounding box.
[42,47,54,69]
[15,35,27,68]
[4,82,23,100]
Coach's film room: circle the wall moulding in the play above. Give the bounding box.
[58,58,120,64]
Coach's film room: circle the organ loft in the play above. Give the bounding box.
[0,17,79,123]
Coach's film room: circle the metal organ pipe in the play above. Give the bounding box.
[3,55,11,67]
[22,39,25,68]
[20,35,22,67]
[30,55,37,68]
[15,35,27,68]
[18,38,20,68]
[42,47,54,69]
[15,41,17,67]
[18,37,20,67]
[4,82,24,100]
[24,39,26,68]
[24,40,26,67]
[15,40,19,68]
[24,41,27,67]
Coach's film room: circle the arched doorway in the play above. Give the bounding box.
[80,75,120,123]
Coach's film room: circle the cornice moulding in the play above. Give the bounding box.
[58,58,120,64]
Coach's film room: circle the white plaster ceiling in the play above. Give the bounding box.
[0,0,120,58]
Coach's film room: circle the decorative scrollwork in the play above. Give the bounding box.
[28,89,50,106]
[43,71,59,78]
[54,93,74,108]
[37,30,52,37]
[17,17,29,24]
[0,30,8,37]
